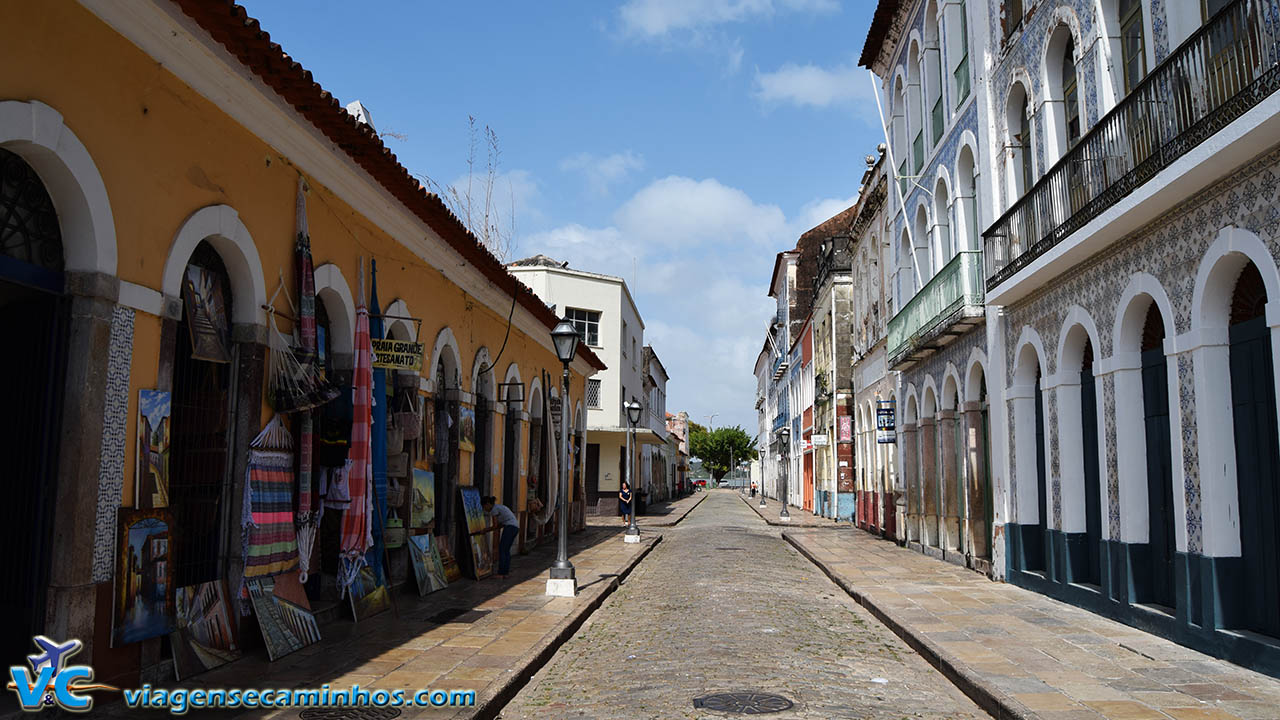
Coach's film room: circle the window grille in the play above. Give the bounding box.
[586,379,602,408]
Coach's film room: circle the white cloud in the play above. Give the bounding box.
[754,59,878,110]
[520,176,846,431]
[619,0,838,37]
[559,151,645,195]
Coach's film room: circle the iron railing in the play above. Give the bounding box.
[984,0,1280,290]
[887,251,984,365]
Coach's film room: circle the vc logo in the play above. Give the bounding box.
[7,637,117,712]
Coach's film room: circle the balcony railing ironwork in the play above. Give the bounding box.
[887,251,984,366]
[983,0,1280,290]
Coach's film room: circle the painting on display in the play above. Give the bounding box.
[410,468,436,530]
[112,508,175,647]
[407,534,449,596]
[181,264,231,363]
[459,486,492,580]
[348,565,391,622]
[458,406,476,453]
[170,580,240,680]
[437,541,462,583]
[246,575,320,662]
[135,389,171,509]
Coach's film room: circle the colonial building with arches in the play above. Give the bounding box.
[1,0,602,687]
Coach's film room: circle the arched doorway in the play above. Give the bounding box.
[472,359,495,497]
[168,242,235,589]
[0,147,69,662]
[1080,337,1103,586]
[1140,303,1176,608]
[502,373,522,509]
[964,365,993,560]
[1228,262,1280,636]
[433,347,460,556]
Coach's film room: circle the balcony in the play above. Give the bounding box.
[984,0,1280,290]
[887,251,985,370]
[772,412,787,432]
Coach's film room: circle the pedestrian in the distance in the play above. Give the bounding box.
[619,481,633,526]
[751,480,757,498]
[481,496,520,579]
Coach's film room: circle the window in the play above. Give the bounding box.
[954,1,970,107]
[622,321,628,356]
[1004,0,1024,39]
[1120,0,1146,94]
[586,379,602,409]
[1063,37,1081,144]
[566,307,600,346]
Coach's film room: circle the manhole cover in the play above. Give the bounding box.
[428,608,490,624]
[299,708,401,720]
[693,691,794,714]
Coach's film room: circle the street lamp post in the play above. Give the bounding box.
[778,427,791,521]
[624,399,643,543]
[547,319,579,597]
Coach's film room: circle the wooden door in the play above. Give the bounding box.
[1142,346,1176,608]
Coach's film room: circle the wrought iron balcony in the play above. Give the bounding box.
[887,251,985,369]
[984,0,1280,290]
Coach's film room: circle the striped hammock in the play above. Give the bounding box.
[243,417,300,579]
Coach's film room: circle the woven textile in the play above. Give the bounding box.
[244,448,300,578]
[295,179,320,581]
[339,269,374,594]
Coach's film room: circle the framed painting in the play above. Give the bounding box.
[246,576,320,662]
[171,580,240,680]
[459,486,492,579]
[112,508,175,647]
[181,264,231,363]
[408,534,448,596]
[458,406,476,453]
[410,468,436,531]
[135,390,171,509]
[348,565,391,622]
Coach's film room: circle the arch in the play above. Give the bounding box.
[1004,80,1034,209]
[955,139,980,253]
[528,375,545,418]
[1192,226,1280,334]
[1057,305,1103,372]
[470,347,496,400]
[428,326,462,392]
[941,366,962,411]
[162,205,266,326]
[383,298,416,341]
[1113,272,1176,356]
[904,387,920,424]
[1011,325,1049,386]
[913,202,932,279]
[1010,324,1049,565]
[1042,17,1085,166]
[907,37,924,172]
[1056,308,1105,575]
[964,347,989,403]
[0,100,116,276]
[897,227,916,311]
[922,382,939,418]
[923,0,944,145]
[503,362,525,410]
[313,263,355,355]
[933,174,953,267]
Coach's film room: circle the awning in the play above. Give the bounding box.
[586,426,666,447]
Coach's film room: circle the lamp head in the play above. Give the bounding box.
[624,398,643,425]
[551,318,580,364]
[779,427,790,441]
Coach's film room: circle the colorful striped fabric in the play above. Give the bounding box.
[244,448,300,578]
[339,262,374,595]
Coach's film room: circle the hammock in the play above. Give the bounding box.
[265,281,339,414]
[339,258,374,596]
[294,178,320,583]
[242,414,300,581]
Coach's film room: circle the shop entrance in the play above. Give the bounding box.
[0,148,68,667]
[169,242,234,589]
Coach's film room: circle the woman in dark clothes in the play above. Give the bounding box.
[619,481,633,526]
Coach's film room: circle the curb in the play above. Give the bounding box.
[738,491,832,528]
[782,532,1035,720]
[465,534,663,720]
[647,492,707,527]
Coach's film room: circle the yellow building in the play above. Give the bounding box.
[0,0,602,683]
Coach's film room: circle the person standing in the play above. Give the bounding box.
[481,496,520,579]
[619,481,633,526]
[751,480,757,498]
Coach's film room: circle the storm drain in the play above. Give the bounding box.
[692,691,794,714]
[427,608,490,624]
[299,707,401,720]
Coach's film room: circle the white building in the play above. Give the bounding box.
[509,255,662,511]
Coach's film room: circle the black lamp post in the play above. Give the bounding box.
[547,318,579,596]
[759,447,768,507]
[779,426,791,521]
[624,398,643,542]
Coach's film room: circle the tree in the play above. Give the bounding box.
[689,425,757,481]
[419,116,517,261]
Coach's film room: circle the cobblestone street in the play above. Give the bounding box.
[501,491,986,719]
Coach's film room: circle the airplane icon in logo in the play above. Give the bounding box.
[27,637,82,676]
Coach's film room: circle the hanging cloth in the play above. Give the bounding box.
[367,259,389,583]
[293,178,321,582]
[339,258,374,595]
[242,414,301,581]
[535,370,560,524]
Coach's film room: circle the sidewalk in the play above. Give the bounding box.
[96,526,660,719]
[738,489,841,527]
[586,490,706,529]
[785,528,1280,720]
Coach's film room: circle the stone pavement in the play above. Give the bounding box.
[588,491,707,529]
[92,525,660,719]
[786,528,1280,720]
[739,489,842,527]
[501,490,987,719]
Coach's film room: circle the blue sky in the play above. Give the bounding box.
[241,0,883,432]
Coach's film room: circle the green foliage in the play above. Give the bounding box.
[688,425,757,480]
